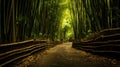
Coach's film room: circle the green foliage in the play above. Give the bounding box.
[68,0,120,40]
[0,0,120,43]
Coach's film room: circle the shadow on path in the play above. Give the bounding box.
[15,42,120,67]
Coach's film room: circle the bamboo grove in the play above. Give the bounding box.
[0,0,120,43]
[0,0,64,43]
[69,0,120,40]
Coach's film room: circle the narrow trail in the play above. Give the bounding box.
[15,42,120,67]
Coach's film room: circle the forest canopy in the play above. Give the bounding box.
[0,0,120,43]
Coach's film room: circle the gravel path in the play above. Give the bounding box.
[15,42,120,67]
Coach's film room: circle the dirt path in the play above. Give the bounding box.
[15,42,120,67]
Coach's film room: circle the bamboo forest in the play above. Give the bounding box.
[1,0,120,67]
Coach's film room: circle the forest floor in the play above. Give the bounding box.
[13,42,120,67]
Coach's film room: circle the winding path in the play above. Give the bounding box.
[15,42,120,67]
